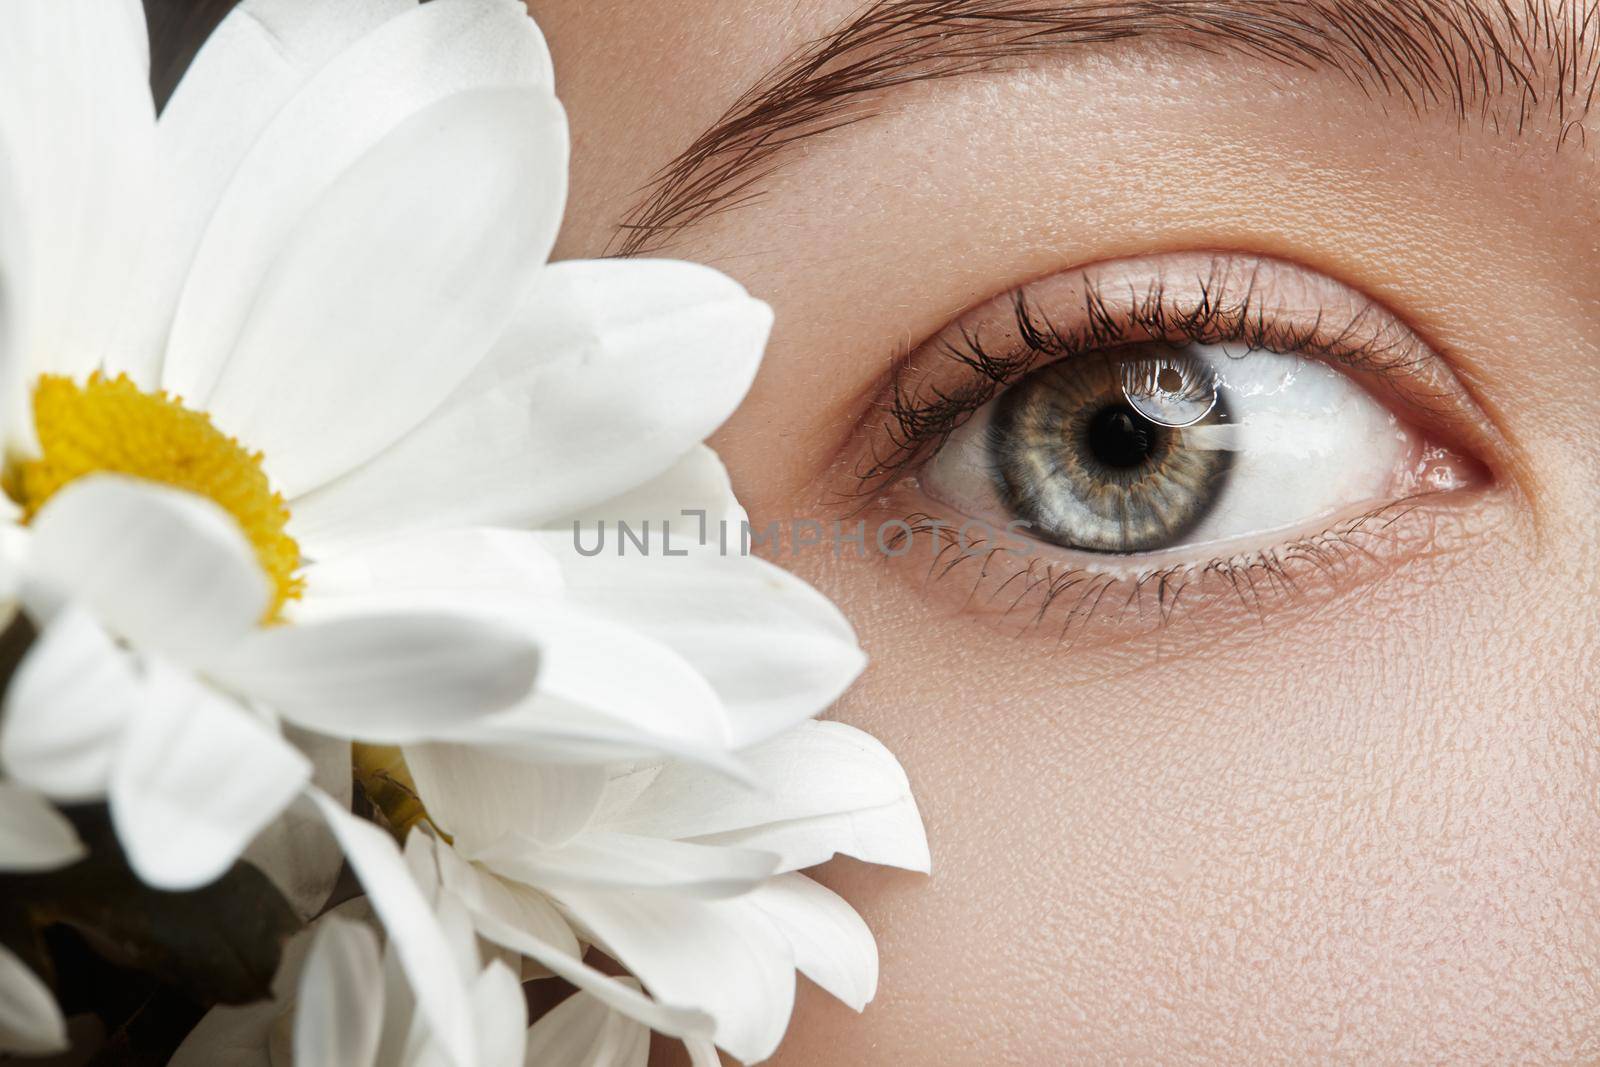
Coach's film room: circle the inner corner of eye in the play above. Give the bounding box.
[915,340,1481,560]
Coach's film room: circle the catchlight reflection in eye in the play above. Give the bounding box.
[921,341,1422,556]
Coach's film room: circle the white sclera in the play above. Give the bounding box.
[921,343,1417,554]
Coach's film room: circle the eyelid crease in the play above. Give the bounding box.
[841,252,1486,502]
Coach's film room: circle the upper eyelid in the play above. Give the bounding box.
[838,251,1496,502]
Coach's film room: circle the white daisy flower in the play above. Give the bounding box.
[0,0,812,1060]
[0,0,792,891]
[0,0,568,894]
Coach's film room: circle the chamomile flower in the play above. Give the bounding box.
[0,1,784,1060]
[0,0,790,890]
[0,0,566,894]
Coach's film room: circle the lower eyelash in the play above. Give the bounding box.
[882,495,1437,646]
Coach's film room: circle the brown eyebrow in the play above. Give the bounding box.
[613,0,1600,256]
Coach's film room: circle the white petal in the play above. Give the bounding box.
[473,833,778,900]
[171,1011,275,1067]
[430,874,486,983]
[0,0,154,392]
[523,984,651,1067]
[0,942,66,1055]
[441,605,739,775]
[0,784,83,873]
[537,531,865,748]
[292,260,768,549]
[699,794,930,877]
[553,890,795,1064]
[401,828,442,908]
[559,445,746,531]
[169,1005,277,1067]
[0,525,26,603]
[468,961,526,1067]
[0,168,20,449]
[114,0,417,380]
[403,744,604,854]
[601,722,930,874]
[0,608,139,800]
[288,544,739,771]
[294,916,384,1067]
[200,83,564,496]
[171,899,373,1067]
[293,528,563,616]
[110,662,311,890]
[172,121,563,498]
[748,874,877,1012]
[683,1036,722,1067]
[373,927,422,1067]
[163,0,553,406]
[242,731,351,919]
[309,791,475,1067]
[210,611,540,744]
[463,900,714,1049]
[412,834,715,1046]
[424,837,576,954]
[23,477,270,660]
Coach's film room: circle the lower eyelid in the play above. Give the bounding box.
[848,484,1486,648]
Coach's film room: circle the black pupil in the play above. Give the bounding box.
[1086,404,1159,469]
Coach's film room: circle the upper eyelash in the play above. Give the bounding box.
[849,257,1446,498]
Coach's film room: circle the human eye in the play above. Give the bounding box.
[844,252,1493,642]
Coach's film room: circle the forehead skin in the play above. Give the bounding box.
[530,1,1600,1063]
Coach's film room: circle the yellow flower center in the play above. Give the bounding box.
[4,373,303,618]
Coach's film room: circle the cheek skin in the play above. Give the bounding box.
[744,514,1600,1065]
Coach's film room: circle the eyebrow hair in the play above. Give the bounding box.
[614,0,1600,255]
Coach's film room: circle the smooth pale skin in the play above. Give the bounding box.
[528,1,1600,1062]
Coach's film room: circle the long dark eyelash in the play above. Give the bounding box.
[881,496,1434,645]
[848,258,1445,498]
[868,320,1032,480]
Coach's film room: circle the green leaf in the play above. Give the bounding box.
[0,806,302,1006]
